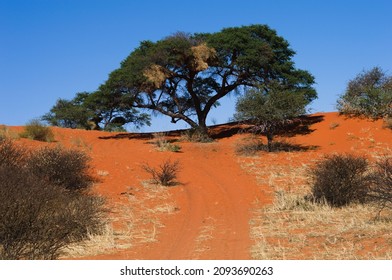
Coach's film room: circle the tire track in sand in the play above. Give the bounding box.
[123,139,263,259]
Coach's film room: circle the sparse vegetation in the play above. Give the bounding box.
[251,190,392,259]
[249,148,392,260]
[0,140,105,259]
[20,119,55,142]
[235,136,264,156]
[181,128,213,143]
[310,154,371,207]
[235,136,311,156]
[153,133,181,152]
[142,159,180,186]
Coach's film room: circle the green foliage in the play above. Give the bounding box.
[235,85,308,151]
[0,140,105,259]
[43,90,151,131]
[42,92,93,129]
[310,154,371,207]
[337,67,392,119]
[20,120,55,142]
[235,85,308,122]
[100,24,316,136]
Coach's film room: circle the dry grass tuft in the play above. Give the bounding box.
[152,132,181,152]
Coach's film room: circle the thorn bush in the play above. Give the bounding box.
[26,146,95,191]
[310,154,371,207]
[0,140,105,259]
[368,157,392,211]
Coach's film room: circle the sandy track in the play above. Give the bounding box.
[86,136,264,260]
[149,140,262,259]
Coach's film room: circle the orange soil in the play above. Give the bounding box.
[5,112,391,259]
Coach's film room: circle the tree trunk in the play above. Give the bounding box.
[196,114,209,139]
[266,131,274,152]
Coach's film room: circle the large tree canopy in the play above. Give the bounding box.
[100,24,317,134]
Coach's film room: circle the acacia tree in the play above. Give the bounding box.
[100,25,316,136]
[43,92,93,129]
[337,67,392,119]
[43,90,150,131]
[235,84,309,151]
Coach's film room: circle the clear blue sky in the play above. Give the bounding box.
[1,0,391,132]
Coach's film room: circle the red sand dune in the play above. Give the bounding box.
[7,112,391,259]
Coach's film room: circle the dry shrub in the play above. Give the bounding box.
[0,125,19,140]
[0,140,105,259]
[0,138,28,168]
[153,133,181,152]
[310,154,371,207]
[368,157,392,211]
[20,120,55,142]
[0,166,105,259]
[143,159,180,186]
[181,128,213,143]
[26,146,95,191]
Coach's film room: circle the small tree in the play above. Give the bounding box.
[337,67,392,119]
[42,92,93,129]
[43,91,150,131]
[235,85,308,152]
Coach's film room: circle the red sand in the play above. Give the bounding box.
[6,112,391,259]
